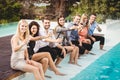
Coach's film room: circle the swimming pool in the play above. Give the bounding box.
[0,20,68,37]
[0,22,18,37]
[71,43,120,80]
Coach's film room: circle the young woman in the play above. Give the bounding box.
[10,20,44,80]
[79,13,91,44]
[54,15,80,66]
[78,13,94,54]
[28,21,65,76]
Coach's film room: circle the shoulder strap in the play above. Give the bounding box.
[56,32,61,39]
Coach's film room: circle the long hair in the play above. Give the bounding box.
[15,19,29,40]
[54,15,64,34]
[29,21,40,37]
[57,15,64,27]
[80,13,89,27]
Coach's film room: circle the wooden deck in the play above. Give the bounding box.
[0,35,24,80]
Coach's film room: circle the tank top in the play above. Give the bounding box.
[11,39,27,60]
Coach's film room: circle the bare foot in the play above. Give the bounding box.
[68,61,74,64]
[69,62,81,67]
[100,49,106,51]
[55,72,66,76]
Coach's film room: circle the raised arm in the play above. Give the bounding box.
[11,36,27,52]
[97,25,102,32]
[30,34,50,41]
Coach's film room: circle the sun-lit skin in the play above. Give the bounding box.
[43,20,50,30]
[30,25,37,36]
[19,22,27,33]
[89,15,96,24]
[59,17,65,26]
[73,16,81,25]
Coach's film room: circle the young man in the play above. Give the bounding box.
[37,17,66,67]
[88,13,105,50]
[67,14,92,57]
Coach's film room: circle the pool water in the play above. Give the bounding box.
[71,43,120,80]
[0,22,18,37]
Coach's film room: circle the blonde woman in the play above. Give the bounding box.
[79,13,91,44]
[10,20,44,80]
[78,13,94,54]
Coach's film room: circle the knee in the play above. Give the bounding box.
[46,52,51,57]
[32,67,39,73]
[75,46,79,51]
[41,58,49,64]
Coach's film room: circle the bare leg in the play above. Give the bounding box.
[71,46,81,67]
[40,58,49,73]
[63,46,75,64]
[74,47,79,64]
[23,61,43,80]
[84,49,89,54]
[32,52,49,73]
[40,58,52,78]
[100,44,105,50]
[32,52,65,76]
[30,60,45,80]
[55,57,63,67]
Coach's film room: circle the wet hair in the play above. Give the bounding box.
[29,21,40,37]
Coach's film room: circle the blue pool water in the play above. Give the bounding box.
[0,22,17,37]
[71,43,120,80]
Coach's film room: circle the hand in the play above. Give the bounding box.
[69,25,76,30]
[21,39,28,46]
[56,38,62,43]
[97,26,102,32]
[48,32,52,37]
[79,43,82,46]
[91,37,96,42]
[26,59,32,64]
[71,44,76,48]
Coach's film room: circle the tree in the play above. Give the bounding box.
[0,0,22,23]
[68,0,120,22]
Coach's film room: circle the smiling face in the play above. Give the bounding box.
[73,15,81,25]
[90,14,96,23]
[43,19,50,30]
[83,16,88,23]
[16,20,29,39]
[58,17,65,26]
[31,25,38,35]
[19,21,28,34]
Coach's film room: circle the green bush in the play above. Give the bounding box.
[0,19,8,24]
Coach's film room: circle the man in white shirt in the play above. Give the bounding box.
[34,17,66,67]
